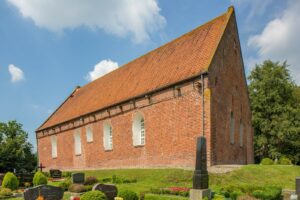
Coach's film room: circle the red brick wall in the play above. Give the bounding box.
[208,12,254,165]
[37,80,212,170]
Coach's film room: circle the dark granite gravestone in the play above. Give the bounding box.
[16,169,34,186]
[93,183,118,200]
[50,169,62,179]
[296,177,300,200]
[23,185,64,200]
[192,136,209,189]
[72,173,85,184]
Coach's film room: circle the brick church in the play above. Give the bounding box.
[36,7,254,170]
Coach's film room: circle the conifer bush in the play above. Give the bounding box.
[81,190,107,200]
[33,171,48,186]
[118,189,139,200]
[1,172,19,190]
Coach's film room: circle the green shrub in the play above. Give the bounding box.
[81,190,107,200]
[42,172,50,177]
[84,176,98,185]
[118,189,139,200]
[68,184,86,193]
[0,188,13,197]
[278,157,292,165]
[212,194,224,200]
[62,171,72,178]
[252,186,282,200]
[1,172,19,190]
[33,171,48,186]
[58,178,72,191]
[84,185,93,191]
[260,158,274,165]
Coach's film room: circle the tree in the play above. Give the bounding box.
[248,60,300,164]
[0,121,37,172]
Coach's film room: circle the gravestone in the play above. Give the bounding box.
[24,185,64,200]
[93,183,118,200]
[50,169,62,179]
[72,173,85,184]
[16,169,34,186]
[190,136,211,200]
[296,177,300,200]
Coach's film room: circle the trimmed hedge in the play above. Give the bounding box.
[144,194,188,200]
[118,189,139,200]
[1,172,19,190]
[252,186,282,200]
[278,157,292,165]
[33,171,48,186]
[81,190,107,200]
[261,158,274,165]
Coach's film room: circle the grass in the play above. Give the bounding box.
[73,164,300,194]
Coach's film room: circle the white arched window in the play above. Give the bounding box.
[103,123,113,150]
[230,112,235,144]
[51,135,57,158]
[239,120,244,147]
[74,130,82,155]
[86,126,93,143]
[132,112,145,146]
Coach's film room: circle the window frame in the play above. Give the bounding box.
[51,135,57,158]
[74,130,82,156]
[239,120,244,147]
[103,122,113,151]
[132,112,146,147]
[86,126,93,143]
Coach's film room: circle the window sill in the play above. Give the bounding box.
[87,141,93,144]
[104,149,113,152]
[134,144,145,148]
[75,154,82,156]
[52,157,57,159]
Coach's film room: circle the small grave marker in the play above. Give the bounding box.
[50,169,62,179]
[93,183,118,200]
[72,173,85,184]
[24,185,64,200]
[38,163,46,172]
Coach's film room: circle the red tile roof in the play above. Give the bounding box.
[37,7,234,131]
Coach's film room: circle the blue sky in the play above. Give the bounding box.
[0,0,298,150]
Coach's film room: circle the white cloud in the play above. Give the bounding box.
[86,59,118,82]
[8,64,25,83]
[7,0,166,43]
[231,0,274,20]
[248,0,300,83]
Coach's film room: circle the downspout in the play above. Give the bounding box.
[201,73,205,136]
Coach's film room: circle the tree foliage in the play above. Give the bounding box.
[0,121,37,172]
[248,60,300,164]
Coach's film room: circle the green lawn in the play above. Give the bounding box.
[73,164,300,194]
